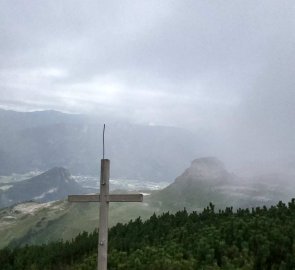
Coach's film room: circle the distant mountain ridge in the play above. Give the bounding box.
[0,109,203,181]
[0,167,85,208]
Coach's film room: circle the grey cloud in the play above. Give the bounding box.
[0,0,295,170]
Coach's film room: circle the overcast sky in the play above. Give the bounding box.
[1,1,295,168]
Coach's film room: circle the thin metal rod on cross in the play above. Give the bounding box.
[68,126,143,270]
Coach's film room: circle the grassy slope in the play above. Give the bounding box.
[0,197,158,248]
[151,180,230,212]
[2,180,292,248]
[0,201,68,248]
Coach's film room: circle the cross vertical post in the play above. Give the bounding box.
[68,125,143,269]
[98,159,109,270]
[68,165,143,270]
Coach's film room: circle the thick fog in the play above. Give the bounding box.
[0,1,294,173]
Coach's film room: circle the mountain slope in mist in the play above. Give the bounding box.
[0,109,204,181]
[0,167,87,208]
[1,157,294,248]
[0,198,155,249]
[151,157,295,211]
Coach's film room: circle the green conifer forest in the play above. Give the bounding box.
[1,200,295,270]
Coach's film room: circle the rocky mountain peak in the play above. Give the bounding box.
[153,157,233,212]
[43,167,71,181]
[175,157,230,183]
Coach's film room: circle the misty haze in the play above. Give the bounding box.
[0,1,295,269]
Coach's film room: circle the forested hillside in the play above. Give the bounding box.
[1,199,295,270]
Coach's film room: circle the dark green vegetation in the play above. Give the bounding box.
[1,200,295,270]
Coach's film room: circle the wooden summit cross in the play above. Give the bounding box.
[68,126,143,270]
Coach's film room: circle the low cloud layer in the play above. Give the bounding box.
[1,1,295,168]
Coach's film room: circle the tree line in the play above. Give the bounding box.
[1,200,295,269]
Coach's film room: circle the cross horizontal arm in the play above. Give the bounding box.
[108,194,143,202]
[68,194,143,203]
